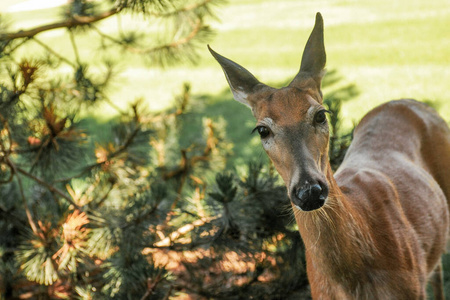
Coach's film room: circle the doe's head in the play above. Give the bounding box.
[209,13,330,211]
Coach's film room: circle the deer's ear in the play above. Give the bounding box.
[208,45,265,108]
[300,12,326,75]
[290,13,326,91]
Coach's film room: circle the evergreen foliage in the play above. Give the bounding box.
[0,1,357,298]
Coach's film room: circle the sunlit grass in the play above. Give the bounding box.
[3,0,450,133]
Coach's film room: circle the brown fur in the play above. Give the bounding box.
[299,99,450,299]
[209,12,450,299]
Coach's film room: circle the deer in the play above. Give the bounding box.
[208,12,450,300]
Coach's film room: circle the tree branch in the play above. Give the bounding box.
[32,37,76,67]
[13,163,81,210]
[0,114,15,183]
[17,176,39,236]
[68,29,81,65]
[91,17,204,55]
[54,120,142,183]
[132,19,204,54]
[151,0,214,18]
[0,8,120,41]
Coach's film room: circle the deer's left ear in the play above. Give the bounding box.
[289,13,326,95]
[208,45,268,109]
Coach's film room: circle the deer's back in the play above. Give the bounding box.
[340,99,450,201]
[335,99,450,275]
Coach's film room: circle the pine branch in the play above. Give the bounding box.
[0,8,120,41]
[92,17,205,57]
[68,30,82,66]
[162,118,216,181]
[55,120,142,183]
[1,38,29,56]
[12,163,81,210]
[0,114,15,183]
[150,0,216,17]
[32,37,76,67]
[121,198,161,230]
[13,163,39,236]
[0,114,12,155]
[150,19,204,52]
[0,1,229,297]
[139,269,166,300]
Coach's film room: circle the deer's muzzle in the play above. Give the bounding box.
[292,181,328,211]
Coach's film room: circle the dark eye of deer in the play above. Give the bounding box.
[256,126,270,139]
[314,110,327,125]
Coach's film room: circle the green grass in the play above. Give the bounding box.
[4,0,450,124]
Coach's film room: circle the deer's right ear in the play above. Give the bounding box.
[208,45,264,109]
[289,12,326,95]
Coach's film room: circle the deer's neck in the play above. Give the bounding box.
[294,164,376,284]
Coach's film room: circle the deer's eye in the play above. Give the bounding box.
[252,126,271,139]
[314,110,328,125]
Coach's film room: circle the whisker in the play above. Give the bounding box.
[278,203,298,226]
[312,210,322,248]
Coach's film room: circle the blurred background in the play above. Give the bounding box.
[0,0,449,299]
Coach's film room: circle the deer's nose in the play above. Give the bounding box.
[292,182,328,211]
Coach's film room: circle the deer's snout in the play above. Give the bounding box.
[292,181,328,211]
